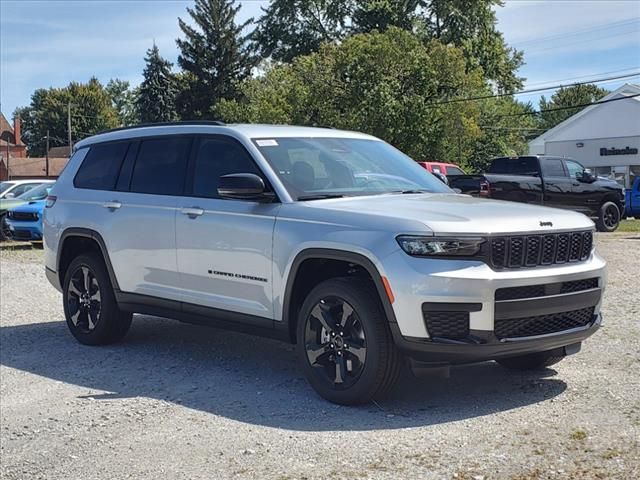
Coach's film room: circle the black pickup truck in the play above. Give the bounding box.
[449,156,626,232]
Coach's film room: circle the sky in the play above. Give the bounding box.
[1,0,639,118]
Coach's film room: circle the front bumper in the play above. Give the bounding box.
[390,313,601,364]
[5,220,43,241]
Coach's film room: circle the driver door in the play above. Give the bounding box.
[565,159,596,214]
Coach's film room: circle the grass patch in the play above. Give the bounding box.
[618,219,640,232]
[570,429,588,441]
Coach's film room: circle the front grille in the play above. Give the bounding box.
[11,230,33,240]
[490,231,592,269]
[495,307,595,339]
[8,211,38,221]
[424,311,469,340]
[495,277,599,301]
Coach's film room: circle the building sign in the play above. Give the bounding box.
[600,146,638,156]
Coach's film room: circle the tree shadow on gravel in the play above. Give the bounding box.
[0,316,567,431]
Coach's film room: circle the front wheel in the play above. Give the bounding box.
[296,277,402,405]
[496,351,565,371]
[0,214,11,241]
[595,201,620,232]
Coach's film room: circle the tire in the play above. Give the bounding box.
[296,277,402,405]
[496,351,565,371]
[62,253,132,346]
[0,214,11,241]
[595,201,620,232]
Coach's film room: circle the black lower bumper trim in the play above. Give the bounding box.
[390,313,601,365]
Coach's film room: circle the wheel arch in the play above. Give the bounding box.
[57,228,120,291]
[282,248,397,344]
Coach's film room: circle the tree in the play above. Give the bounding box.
[219,28,486,163]
[253,0,352,62]
[136,44,178,124]
[176,0,257,119]
[351,0,423,33]
[538,84,609,131]
[106,79,138,126]
[16,78,119,156]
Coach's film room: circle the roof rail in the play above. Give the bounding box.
[97,120,226,135]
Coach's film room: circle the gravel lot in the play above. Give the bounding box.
[1,235,639,480]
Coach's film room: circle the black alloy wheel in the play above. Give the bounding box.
[603,204,620,230]
[0,215,11,241]
[304,296,367,389]
[67,265,102,334]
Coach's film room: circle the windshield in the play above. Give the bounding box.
[16,183,52,201]
[253,137,451,200]
[0,182,16,195]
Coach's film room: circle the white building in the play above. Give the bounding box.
[529,83,640,188]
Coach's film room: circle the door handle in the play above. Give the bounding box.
[181,207,204,218]
[103,201,121,210]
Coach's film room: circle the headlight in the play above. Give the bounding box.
[397,236,485,257]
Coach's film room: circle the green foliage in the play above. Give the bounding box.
[219,28,487,163]
[176,0,257,119]
[106,79,138,126]
[352,0,423,33]
[253,0,351,63]
[538,84,609,131]
[16,78,119,156]
[136,44,178,123]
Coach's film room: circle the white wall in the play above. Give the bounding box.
[544,135,640,169]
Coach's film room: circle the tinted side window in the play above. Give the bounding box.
[489,157,538,175]
[564,160,584,179]
[130,137,191,195]
[74,142,129,190]
[541,158,566,177]
[191,137,261,198]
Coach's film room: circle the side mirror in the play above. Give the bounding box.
[218,173,274,201]
[433,172,449,185]
[452,188,462,194]
[577,170,595,183]
[4,193,15,199]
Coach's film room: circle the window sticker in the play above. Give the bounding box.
[256,139,279,147]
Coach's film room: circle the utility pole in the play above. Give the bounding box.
[67,101,73,152]
[45,130,50,178]
[5,141,9,180]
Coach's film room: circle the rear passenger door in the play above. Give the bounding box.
[175,135,280,321]
[76,136,191,301]
[540,157,573,209]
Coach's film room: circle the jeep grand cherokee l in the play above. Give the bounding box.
[43,122,606,405]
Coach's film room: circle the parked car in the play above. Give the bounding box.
[449,156,626,232]
[417,161,466,177]
[44,123,605,405]
[624,177,640,218]
[0,180,55,240]
[4,183,53,244]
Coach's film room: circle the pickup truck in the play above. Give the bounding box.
[449,156,626,232]
[624,177,640,218]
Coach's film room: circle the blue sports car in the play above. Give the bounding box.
[5,183,52,244]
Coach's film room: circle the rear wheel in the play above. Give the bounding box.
[63,253,132,345]
[296,278,401,405]
[497,351,564,370]
[595,201,620,232]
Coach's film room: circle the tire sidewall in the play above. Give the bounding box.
[597,201,620,232]
[62,254,118,345]
[296,278,390,404]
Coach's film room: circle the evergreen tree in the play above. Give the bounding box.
[176,0,257,119]
[538,84,609,131]
[136,44,177,123]
[106,79,138,126]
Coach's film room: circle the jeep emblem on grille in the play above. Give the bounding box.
[539,221,553,227]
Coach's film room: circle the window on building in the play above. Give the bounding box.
[130,137,191,195]
[74,142,129,190]
[191,137,262,198]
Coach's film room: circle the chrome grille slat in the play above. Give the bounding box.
[490,231,592,269]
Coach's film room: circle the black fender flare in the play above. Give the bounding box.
[57,227,120,291]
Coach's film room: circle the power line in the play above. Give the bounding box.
[424,71,640,107]
[525,30,640,55]
[525,67,640,88]
[498,92,640,118]
[512,18,640,47]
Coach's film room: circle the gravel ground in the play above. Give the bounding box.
[1,235,638,480]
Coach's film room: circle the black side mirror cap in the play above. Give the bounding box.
[218,173,275,201]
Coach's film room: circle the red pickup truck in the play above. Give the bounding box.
[417,162,466,177]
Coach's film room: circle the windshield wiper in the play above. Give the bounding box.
[297,194,346,201]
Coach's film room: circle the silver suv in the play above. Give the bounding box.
[44,122,606,405]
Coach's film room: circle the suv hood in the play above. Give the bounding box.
[305,193,594,234]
